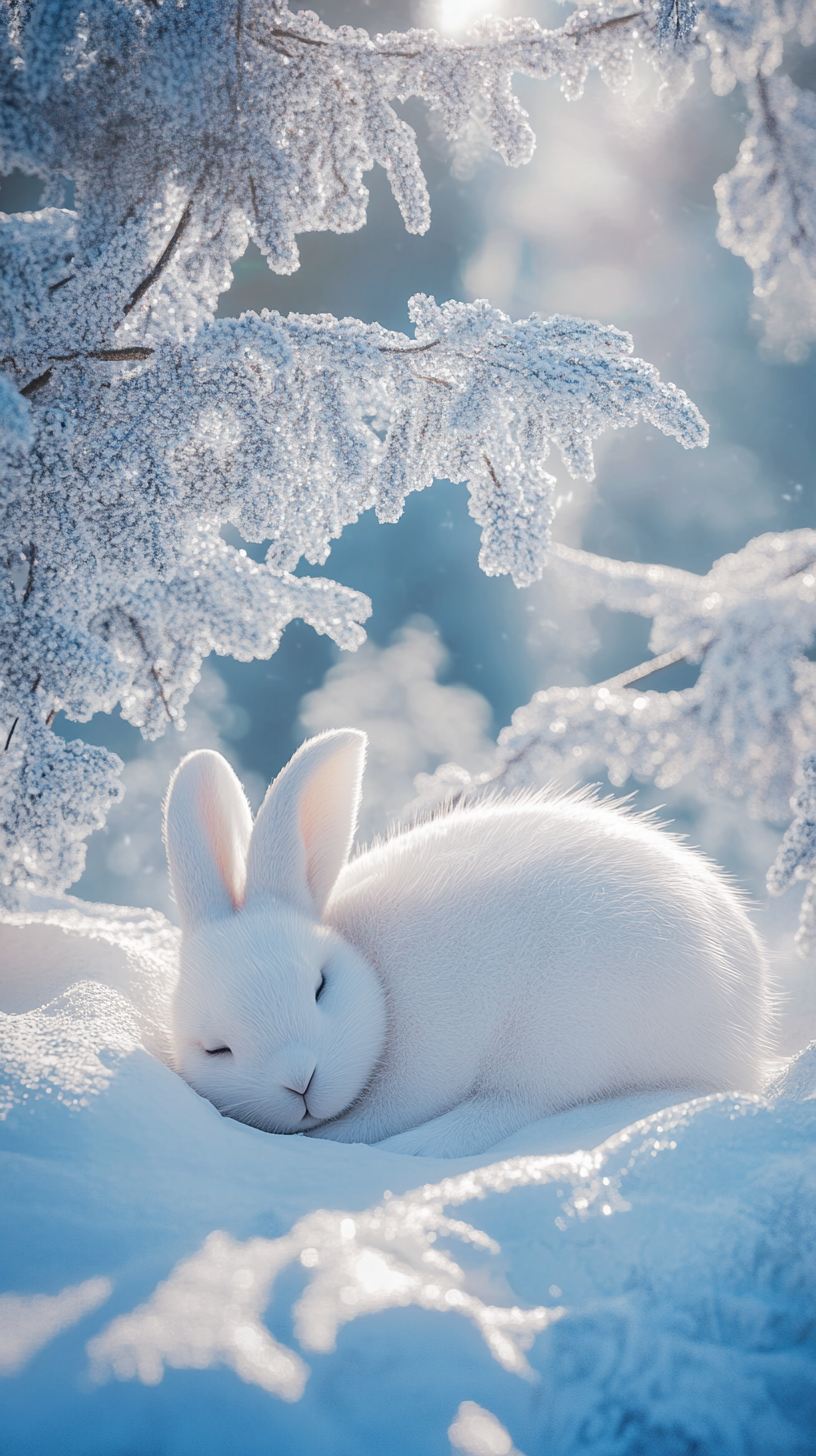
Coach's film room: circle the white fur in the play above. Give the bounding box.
[165,731,771,1157]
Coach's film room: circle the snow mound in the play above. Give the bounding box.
[1,901,815,1455]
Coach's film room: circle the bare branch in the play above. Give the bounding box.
[573,11,642,38]
[378,340,440,355]
[128,616,173,722]
[257,25,328,48]
[22,542,36,604]
[609,643,693,689]
[18,347,154,397]
[124,200,192,316]
[483,454,501,490]
[20,369,53,397]
[86,347,154,362]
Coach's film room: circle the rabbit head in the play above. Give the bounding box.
[164,730,386,1135]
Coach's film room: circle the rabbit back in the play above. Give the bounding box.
[321,793,770,1144]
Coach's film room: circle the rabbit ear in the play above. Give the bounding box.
[164,750,253,934]
[244,730,366,917]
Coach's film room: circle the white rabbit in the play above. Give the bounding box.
[165,729,771,1157]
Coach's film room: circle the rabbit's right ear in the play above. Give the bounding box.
[245,729,366,917]
[164,751,253,934]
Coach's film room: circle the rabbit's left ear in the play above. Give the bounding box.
[245,730,366,917]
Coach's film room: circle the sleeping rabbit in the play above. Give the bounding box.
[165,729,771,1157]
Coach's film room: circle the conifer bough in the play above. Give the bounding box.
[1,1,814,944]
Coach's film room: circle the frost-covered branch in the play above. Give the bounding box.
[767,749,816,953]
[412,529,816,826]
[0,0,810,904]
[2,2,814,336]
[715,69,816,304]
[1,261,705,900]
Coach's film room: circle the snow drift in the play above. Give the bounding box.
[1,899,814,1455]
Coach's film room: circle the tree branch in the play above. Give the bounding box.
[18,347,154,396]
[128,616,173,722]
[609,643,692,689]
[22,542,36,604]
[755,73,808,252]
[483,454,501,490]
[20,369,52,397]
[483,642,706,791]
[573,11,642,38]
[378,340,440,355]
[123,200,192,316]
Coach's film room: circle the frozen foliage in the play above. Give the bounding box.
[0,0,811,899]
[0,274,704,906]
[1,0,811,313]
[1,900,815,1454]
[767,749,816,953]
[716,71,816,315]
[0,159,705,907]
[413,527,816,821]
[0,0,807,272]
[0,372,31,482]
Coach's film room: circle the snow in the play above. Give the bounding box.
[1,900,814,1454]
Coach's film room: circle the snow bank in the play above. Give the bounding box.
[1,901,814,1455]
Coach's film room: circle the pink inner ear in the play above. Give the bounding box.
[166,749,254,934]
[299,744,360,912]
[202,790,247,910]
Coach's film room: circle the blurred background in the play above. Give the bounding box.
[3,0,815,1049]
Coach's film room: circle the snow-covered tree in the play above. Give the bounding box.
[1,0,814,947]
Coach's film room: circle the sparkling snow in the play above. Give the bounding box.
[1,900,814,1454]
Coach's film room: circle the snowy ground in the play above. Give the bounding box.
[1,900,815,1456]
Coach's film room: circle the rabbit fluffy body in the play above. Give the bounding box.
[166,730,770,1157]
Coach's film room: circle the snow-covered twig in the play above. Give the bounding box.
[411,531,816,825]
[767,750,816,954]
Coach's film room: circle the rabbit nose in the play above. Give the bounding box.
[283,1068,315,1098]
[281,1053,317,1098]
